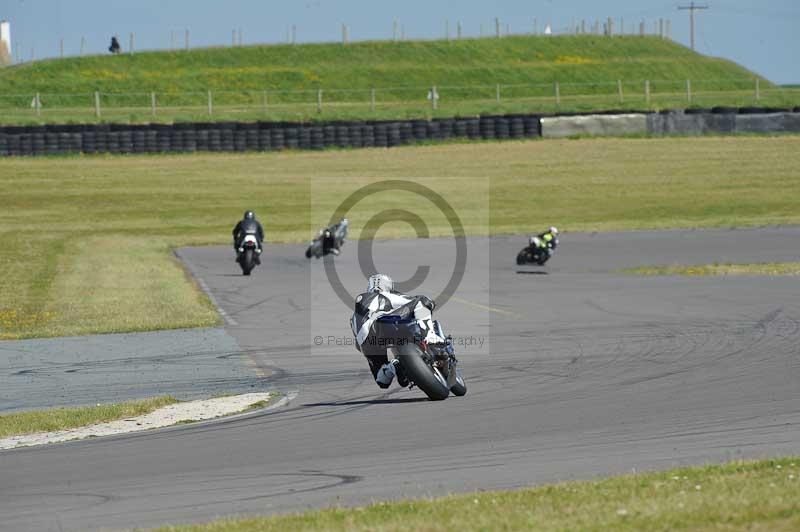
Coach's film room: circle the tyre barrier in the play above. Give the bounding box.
[1,108,798,156]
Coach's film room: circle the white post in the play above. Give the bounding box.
[431,85,437,110]
[370,88,376,112]
[94,91,101,118]
[645,80,651,104]
[317,89,323,113]
[151,92,157,116]
[555,82,560,105]
[35,92,41,116]
[495,83,501,103]
[686,79,692,103]
[207,90,213,115]
[755,78,760,101]
[617,79,623,103]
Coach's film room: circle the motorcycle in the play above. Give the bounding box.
[306,219,349,259]
[237,234,261,276]
[516,241,554,266]
[370,313,466,401]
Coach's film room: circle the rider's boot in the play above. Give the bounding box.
[375,359,400,389]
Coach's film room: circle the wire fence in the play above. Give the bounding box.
[1,79,798,123]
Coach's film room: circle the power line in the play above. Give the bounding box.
[678,2,709,52]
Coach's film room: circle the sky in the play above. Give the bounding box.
[2,0,799,84]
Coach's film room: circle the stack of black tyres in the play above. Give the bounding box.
[270,127,285,150]
[242,123,259,151]
[361,124,375,148]
[509,116,526,138]
[285,126,300,149]
[299,126,312,149]
[347,123,362,148]
[453,119,468,139]
[310,126,325,150]
[411,120,428,142]
[399,122,413,145]
[479,117,496,139]
[374,123,388,148]
[494,117,510,139]
[386,123,401,147]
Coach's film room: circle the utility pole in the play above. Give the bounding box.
[678,2,709,51]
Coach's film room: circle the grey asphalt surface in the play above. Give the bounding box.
[0,328,259,413]
[1,228,799,531]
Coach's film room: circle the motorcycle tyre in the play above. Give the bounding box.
[395,344,449,401]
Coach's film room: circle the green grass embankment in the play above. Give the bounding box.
[2,35,795,124]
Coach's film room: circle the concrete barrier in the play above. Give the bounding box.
[541,114,647,138]
[735,113,800,134]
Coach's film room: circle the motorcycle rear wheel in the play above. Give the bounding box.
[241,249,255,276]
[395,344,449,401]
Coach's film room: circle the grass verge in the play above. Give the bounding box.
[0,395,178,438]
[149,457,800,531]
[624,262,800,276]
[1,136,799,338]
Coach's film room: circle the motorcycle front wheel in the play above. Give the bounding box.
[395,344,450,401]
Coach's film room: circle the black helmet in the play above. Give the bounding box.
[244,210,255,220]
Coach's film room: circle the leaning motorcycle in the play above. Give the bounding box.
[237,234,261,276]
[371,314,466,401]
[516,244,553,266]
[306,220,349,259]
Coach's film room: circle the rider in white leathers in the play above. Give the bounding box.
[350,274,447,388]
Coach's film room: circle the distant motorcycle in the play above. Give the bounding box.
[237,234,261,275]
[369,313,466,401]
[306,218,349,259]
[516,241,554,266]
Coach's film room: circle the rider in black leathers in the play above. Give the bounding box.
[232,210,265,263]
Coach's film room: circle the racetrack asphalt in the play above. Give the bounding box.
[1,228,798,531]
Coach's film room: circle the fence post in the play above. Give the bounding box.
[755,78,760,101]
[207,90,213,115]
[495,83,501,103]
[370,88,376,112]
[645,80,651,104]
[35,92,41,117]
[686,79,692,103]
[555,82,560,105]
[431,86,438,110]
[617,79,623,103]
[94,91,101,118]
[151,92,156,116]
[317,89,323,113]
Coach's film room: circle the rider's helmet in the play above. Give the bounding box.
[367,273,393,293]
[244,210,255,221]
[549,226,558,235]
[341,217,349,225]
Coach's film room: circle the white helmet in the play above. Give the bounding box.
[367,273,393,293]
[549,226,559,235]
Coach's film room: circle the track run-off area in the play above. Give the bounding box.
[0,228,798,531]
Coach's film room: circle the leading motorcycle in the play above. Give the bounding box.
[237,234,261,275]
